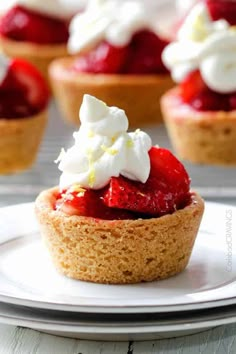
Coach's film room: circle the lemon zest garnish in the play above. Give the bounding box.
[70,185,86,194]
[190,16,208,41]
[89,170,95,187]
[88,130,95,138]
[126,139,134,148]
[137,192,145,197]
[111,135,117,143]
[86,148,96,188]
[101,144,118,155]
[77,191,85,197]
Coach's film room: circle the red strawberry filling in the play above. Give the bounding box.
[72,30,169,75]
[0,58,49,118]
[55,147,191,220]
[206,0,236,25]
[179,70,236,111]
[0,5,69,44]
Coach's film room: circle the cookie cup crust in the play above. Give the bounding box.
[0,36,68,83]
[35,187,204,284]
[0,109,47,174]
[161,88,236,165]
[49,57,173,127]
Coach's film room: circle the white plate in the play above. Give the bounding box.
[0,202,235,313]
[1,301,236,341]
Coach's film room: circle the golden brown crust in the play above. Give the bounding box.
[49,57,174,127]
[161,87,236,165]
[35,186,204,284]
[0,109,47,174]
[0,36,68,83]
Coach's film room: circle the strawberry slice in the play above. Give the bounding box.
[0,5,69,44]
[0,58,49,118]
[103,175,179,216]
[72,30,169,74]
[206,0,236,25]
[149,147,190,204]
[191,91,230,111]
[123,30,169,74]
[73,41,128,74]
[179,69,232,111]
[179,70,207,103]
[103,148,191,216]
[56,187,136,220]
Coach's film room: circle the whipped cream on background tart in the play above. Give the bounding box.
[161,2,236,165]
[49,0,173,127]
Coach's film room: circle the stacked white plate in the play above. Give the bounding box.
[0,201,235,341]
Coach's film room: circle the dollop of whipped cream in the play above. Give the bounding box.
[68,0,159,54]
[16,0,85,19]
[162,3,236,93]
[57,95,152,190]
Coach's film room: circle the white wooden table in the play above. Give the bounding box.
[1,323,236,353]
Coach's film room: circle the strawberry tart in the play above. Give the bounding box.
[35,95,204,284]
[49,0,173,127]
[161,1,236,165]
[0,0,78,82]
[0,55,49,174]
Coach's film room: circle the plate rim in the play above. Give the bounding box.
[0,301,236,334]
[0,201,235,314]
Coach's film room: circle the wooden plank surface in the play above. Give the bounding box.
[1,324,236,354]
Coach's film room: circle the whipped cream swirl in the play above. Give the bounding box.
[57,95,152,190]
[162,3,236,93]
[68,0,160,54]
[17,0,85,19]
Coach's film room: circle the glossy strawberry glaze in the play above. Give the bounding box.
[55,147,191,220]
[72,30,169,75]
[0,5,69,44]
[0,58,49,118]
[206,0,236,25]
[179,70,236,112]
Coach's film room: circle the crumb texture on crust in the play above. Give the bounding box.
[0,37,68,82]
[161,88,236,165]
[49,57,174,127]
[35,187,204,284]
[0,110,47,174]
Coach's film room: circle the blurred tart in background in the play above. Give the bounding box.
[161,1,236,165]
[0,0,81,81]
[0,55,49,174]
[49,0,173,127]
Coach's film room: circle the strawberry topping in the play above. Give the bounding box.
[123,30,169,74]
[179,69,235,111]
[0,5,69,44]
[56,187,136,220]
[103,147,191,216]
[0,58,49,118]
[206,0,236,25]
[72,41,128,74]
[56,147,191,219]
[72,30,169,75]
